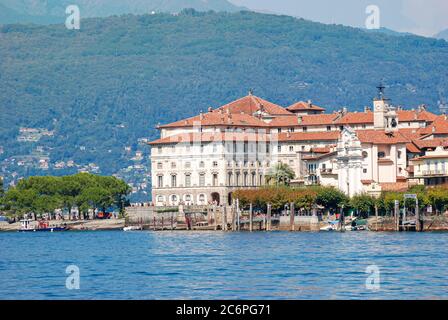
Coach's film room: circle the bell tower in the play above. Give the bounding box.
[373,83,398,131]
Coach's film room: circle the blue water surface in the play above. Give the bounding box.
[0,231,447,299]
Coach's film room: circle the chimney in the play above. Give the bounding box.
[208,107,213,113]
[364,106,371,112]
[200,112,204,120]
[307,100,312,108]
[342,107,347,115]
[432,126,436,133]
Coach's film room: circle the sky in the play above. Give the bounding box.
[229,0,448,37]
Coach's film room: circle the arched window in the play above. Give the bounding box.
[198,194,206,204]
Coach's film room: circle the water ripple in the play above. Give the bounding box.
[0,231,447,299]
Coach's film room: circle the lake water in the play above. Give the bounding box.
[0,231,447,300]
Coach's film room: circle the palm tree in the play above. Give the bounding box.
[265,163,295,186]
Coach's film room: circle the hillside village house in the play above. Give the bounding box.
[149,87,448,206]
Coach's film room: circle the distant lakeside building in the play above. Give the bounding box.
[148,87,448,206]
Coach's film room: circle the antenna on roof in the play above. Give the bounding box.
[248,88,253,96]
[377,81,386,100]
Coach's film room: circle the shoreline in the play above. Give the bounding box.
[0,219,125,232]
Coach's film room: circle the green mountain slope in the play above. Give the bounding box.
[0,0,245,24]
[0,10,447,187]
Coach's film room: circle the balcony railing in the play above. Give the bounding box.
[421,170,448,176]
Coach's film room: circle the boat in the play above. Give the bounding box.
[18,219,68,232]
[123,225,142,231]
[320,220,340,231]
[344,218,368,231]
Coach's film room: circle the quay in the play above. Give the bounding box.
[125,203,448,232]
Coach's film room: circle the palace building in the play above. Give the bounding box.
[149,87,448,206]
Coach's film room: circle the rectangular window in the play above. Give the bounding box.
[327,126,331,131]
[303,127,308,132]
[199,173,205,186]
[157,175,163,188]
[171,175,177,187]
[213,174,218,186]
[185,174,191,187]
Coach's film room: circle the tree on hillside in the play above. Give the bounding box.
[265,163,295,186]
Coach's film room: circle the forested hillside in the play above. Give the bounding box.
[0,0,244,24]
[1,10,447,198]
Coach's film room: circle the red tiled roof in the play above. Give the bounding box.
[335,112,373,124]
[334,110,437,125]
[302,151,337,161]
[419,115,448,135]
[268,114,338,127]
[406,143,421,153]
[148,132,274,145]
[412,138,448,150]
[286,101,325,112]
[158,111,267,128]
[310,147,332,153]
[397,110,438,122]
[215,95,292,116]
[398,128,425,140]
[277,131,340,142]
[158,95,293,128]
[356,130,409,144]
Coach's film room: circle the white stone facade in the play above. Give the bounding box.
[149,91,445,205]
